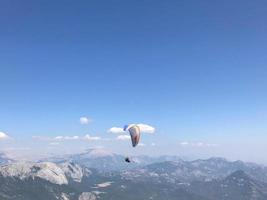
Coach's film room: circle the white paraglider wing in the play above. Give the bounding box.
[125,124,141,147]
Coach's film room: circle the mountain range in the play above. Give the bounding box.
[0,149,267,200]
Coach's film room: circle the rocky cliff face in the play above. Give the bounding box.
[1,162,68,185]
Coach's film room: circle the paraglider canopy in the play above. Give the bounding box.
[124,124,141,147]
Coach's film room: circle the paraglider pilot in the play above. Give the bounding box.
[125,157,131,163]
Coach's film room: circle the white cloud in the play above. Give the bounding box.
[54,136,64,140]
[137,124,155,133]
[180,141,218,148]
[79,117,91,125]
[0,132,9,140]
[108,127,125,134]
[54,135,79,140]
[109,124,155,134]
[193,142,204,147]
[64,136,80,140]
[151,143,156,146]
[180,141,189,146]
[116,135,131,140]
[84,134,101,141]
[138,143,146,147]
[49,142,60,146]
[33,134,101,141]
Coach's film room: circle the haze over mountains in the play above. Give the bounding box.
[0,153,13,165]
[0,149,267,200]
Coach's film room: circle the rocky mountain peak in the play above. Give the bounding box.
[0,161,89,185]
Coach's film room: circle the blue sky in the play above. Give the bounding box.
[0,0,267,162]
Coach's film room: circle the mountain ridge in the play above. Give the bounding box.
[1,151,267,200]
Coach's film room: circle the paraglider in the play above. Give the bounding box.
[124,124,141,147]
[123,124,141,163]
